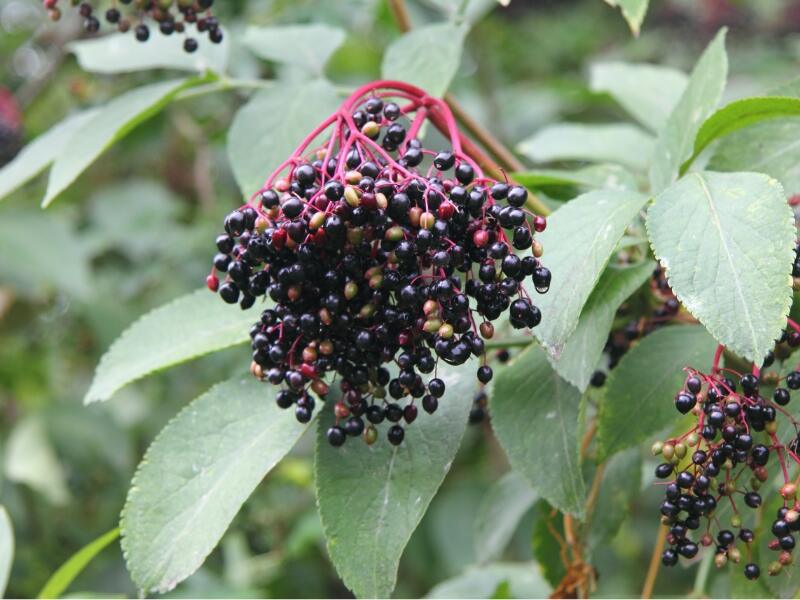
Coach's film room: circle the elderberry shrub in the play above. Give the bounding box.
[207,83,549,447]
[41,0,222,52]
[652,351,800,580]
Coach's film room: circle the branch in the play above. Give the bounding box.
[641,525,668,599]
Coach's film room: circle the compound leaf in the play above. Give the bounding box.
[121,377,313,593]
[492,344,586,516]
[646,171,794,362]
[85,289,257,404]
[315,364,475,598]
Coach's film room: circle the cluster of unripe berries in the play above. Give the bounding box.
[653,353,800,580]
[42,0,221,53]
[207,83,549,447]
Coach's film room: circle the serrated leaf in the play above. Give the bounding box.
[381,23,466,97]
[44,77,202,207]
[649,29,728,193]
[315,364,475,599]
[242,25,346,76]
[682,96,800,172]
[531,189,648,358]
[227,79,340,198]
[604,0,649,35]
[586,449,640,551]
[4,416,69,505]
[513,164,638,192]
[589,62,687,132]
[0,506,12,598]
[551,261,654,392]
[0,109,98,201]
[597,325,718,459]
[646,171,794,362]
[474,472,538,564]
[492,344,586,516]
[85,289,257,404]
[38,528,120,599]
[121,377,312,594]
[69,31,229,74]
[517,123,654,171]
[425,563,550,599]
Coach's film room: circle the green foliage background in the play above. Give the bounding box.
[1,0,800,598]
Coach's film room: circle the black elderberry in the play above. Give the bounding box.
[655,463,674,479]
[327,426,346,447]
[422,395,438,414]
[388,424,405,445]
[686,375,702,394]
[661,549,678,566]
[135,24,150,42]
[744,564,760,580]
[589,371,606,387]
[428,378,446,398]
[788,371,800,389]
[774,387,791,405]
[744,492,762,508]
[674,392,696,414]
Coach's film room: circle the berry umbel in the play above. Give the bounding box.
[207,81,549,447]
[42,0,222,52]
[652,318,800,580]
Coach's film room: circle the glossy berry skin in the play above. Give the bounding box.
[388,425,405,446]
[327,426,346,447]
[744,564,760,580]
[207,84,550,446]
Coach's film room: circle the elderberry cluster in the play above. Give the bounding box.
[653,357,800,580]
[42,0,221,53]
[207,87,549,447]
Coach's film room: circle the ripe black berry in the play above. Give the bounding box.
[327,426,346,447]
[388,424,405,445]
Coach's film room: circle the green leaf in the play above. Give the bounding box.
[531,189,648,358]
[589,62,688,132]
[586,449,640,551]
[38,528,120,599]
[121,377,312,594]
[0,210,92,300]
[474,472,538,564]
[604,0,649,35]
[512,164,638,192]
[227,79,340,198]
[530,500,565,587]
[69,31,229,74]
[425,563,550,599]
[4,416,70,505]
[84,289,257,404]
[43,78,201,207]
[492,344,586,516]
[597,325,718,459]
[381,23,467,97]
[0,109,98,201]
[683,96,800,172]
[646,171,794,362]
[709,118,800,194]
[708,79,800,191]
[315,364,475,598]
[242,25,346,76]
[0,506,12,598]
[649,29,728,193]
[517,123,654,171]
[550,261,654,392]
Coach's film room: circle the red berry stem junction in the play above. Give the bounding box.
[653,316,800,581]
[207,81,549,447]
